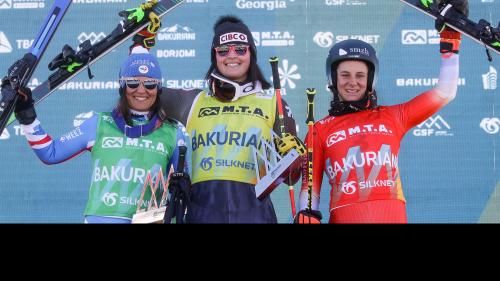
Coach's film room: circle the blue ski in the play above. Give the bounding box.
[0,0,72,135]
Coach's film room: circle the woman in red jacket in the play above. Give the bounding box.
[297,1,467,224]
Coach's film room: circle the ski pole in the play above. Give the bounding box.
[305,88,316,211]
[269,57,296,218]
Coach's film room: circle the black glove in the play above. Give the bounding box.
[434,1,468,54]
[1,76,9,88]
[131,11,161,50]
[169,171,191,196]
[294,209,322,224]
[164,171,191,224]
[14,86,36,125]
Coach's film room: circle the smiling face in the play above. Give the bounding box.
[336,60,369,102]
[122,77,159,112]
[215,44,251,82]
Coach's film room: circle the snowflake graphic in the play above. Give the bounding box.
[272,59,301,90]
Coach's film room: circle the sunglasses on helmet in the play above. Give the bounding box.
[121,79,160,90]
[214,44,250,57]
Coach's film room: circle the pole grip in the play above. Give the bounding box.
[269,57,281,90]
[306,88,316,125]
[177,145,187,173]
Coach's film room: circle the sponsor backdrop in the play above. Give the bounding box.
[0,0,498,223]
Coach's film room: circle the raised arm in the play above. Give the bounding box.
[398,1,466,131]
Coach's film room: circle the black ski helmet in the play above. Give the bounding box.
[326,39,378,92]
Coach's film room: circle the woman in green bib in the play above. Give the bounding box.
[14,43,189,223]
[158,16,305,223]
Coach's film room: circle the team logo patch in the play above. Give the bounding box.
[102,137,123,148]
[326,131,347,147]
[220,32,248,45]
[200,157,214,171]
[139,65,149,74]
[102,192,118,207]
[199,107,220,117]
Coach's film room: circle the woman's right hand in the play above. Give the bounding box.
[14,86,37,125]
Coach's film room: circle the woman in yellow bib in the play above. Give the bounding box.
[158,16,305,223]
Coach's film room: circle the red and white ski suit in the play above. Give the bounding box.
[300,54,459,223]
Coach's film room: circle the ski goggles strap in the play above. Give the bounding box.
[210,71,263,102]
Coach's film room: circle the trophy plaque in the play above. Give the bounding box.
[132,167,171,224]
[253,131,302,200]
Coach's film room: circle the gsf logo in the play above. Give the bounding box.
[413,115,453,137]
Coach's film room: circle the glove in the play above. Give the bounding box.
[165,171,191,224]
[131,11,161,50]
[119,0,161,50]
[294,209,322,224]
[14,86,37,125]
[1,76,9,88]
[274,133,307,157]
[119,0,157,26]
[435,0,468,54]
[168,171,191,201]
